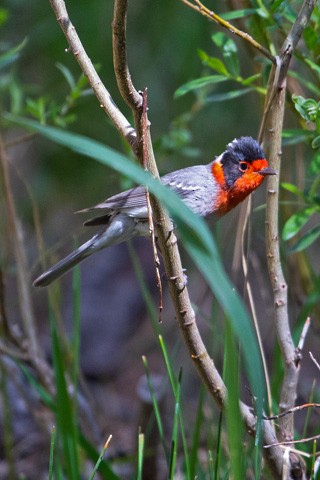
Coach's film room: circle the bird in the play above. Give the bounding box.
[33,136,276,287]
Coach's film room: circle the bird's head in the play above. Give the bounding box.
[211,136,276,215]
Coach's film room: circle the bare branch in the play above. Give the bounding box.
[265,433,320,449]
[49,0,136,148]
[296,317,311,354]
[112,0,142,111]
[260,0,317,445]
[179,0,276,64]
[265,402,320,421]
[309,351,320,372]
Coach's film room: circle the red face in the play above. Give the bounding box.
[211,157,275,216]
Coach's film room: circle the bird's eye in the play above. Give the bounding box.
[239,162,248,172]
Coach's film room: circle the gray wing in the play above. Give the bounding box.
[78,185,148,213]
[77,185,149,226]
[77,164,214,226]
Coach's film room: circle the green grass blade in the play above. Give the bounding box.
[49,426,56,480]
[142,355,169,463]
[20,360,119,480]
[158,335,191,478]
[72,259,81,440]
[19,363,56,409]
[224,323,245,480]
[208,449,215,479]
[168,368,182,480]
[88,435,112,480]
[72,258,81,386]
[79,434,120,480]
[214,411,223,480]
[189,387,205,478]
[49,306,80,480]
[158,335,177,396]
[137,430,145,480]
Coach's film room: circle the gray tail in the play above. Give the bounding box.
[33,236,97,287]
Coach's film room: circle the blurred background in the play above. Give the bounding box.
[1,0,320,478]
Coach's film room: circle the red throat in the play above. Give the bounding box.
[211,159,268,216]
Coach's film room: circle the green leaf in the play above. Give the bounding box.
[282,207,317,241]
[211,32,228,48]
[0,37,28,70]
[282,129,311,146]
[56,63,76,90]
[289,224,320,253]
[221,38,239,78]
[242,73,261,85]
[304,57,320,76]
[280,182,304,197]
[288,70,320,96]
[5,116,267,417]
[49,308,80,480]
[312,135,320,149]
[220,8,257,20]
[174,75,227,98]
[292,94,320,122]
[0,8,9,27]
[205,87,254,103]
[198,50,229,76]
[309,152,320,175]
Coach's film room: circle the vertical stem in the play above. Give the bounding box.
[262,68,298,441]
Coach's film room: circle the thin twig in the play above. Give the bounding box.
[265,433,320,449]
[296,317,311,353]
[4,132,37,148]
[141,88,163,317]
[179,0,276,64]
[264,403,320,421]
[49,0,136,148]
[112,1,141,110]
[309,351,320,372]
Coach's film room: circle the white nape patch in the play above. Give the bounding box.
[212,153,223,164]
[227,138,238,149]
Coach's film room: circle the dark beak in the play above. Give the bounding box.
[258,167,277,176]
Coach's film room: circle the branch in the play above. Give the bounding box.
[179,0,276,64]
[112,0,228,409]
[47,1,316,477]
[111,2,288,477]
[112,1,142,111]
[259,0,316,446]
[49,0,136,148]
